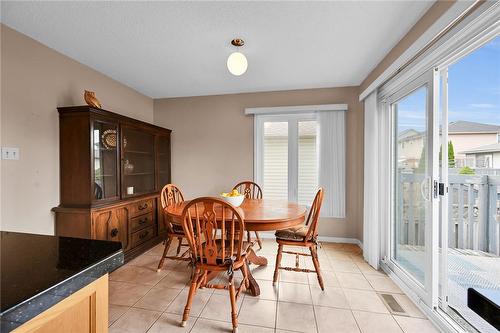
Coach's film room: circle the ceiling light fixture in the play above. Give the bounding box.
[227,38,248,76]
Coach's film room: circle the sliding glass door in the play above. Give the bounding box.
[438,36,500,333]
[388,73,437,305]
[387,32,499,331]
[393,86,430,286]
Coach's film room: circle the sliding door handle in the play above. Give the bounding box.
[420,176,431,201]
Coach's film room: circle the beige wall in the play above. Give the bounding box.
[360,0,456,93]
[450,133,498,158]
[0,0,459,241]
[0,24,154,235]
[154,87,364,240]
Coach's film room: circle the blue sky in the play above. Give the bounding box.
[397,35,500,133]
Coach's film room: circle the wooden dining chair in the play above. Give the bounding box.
[180,197,251,333]
[157,184,190,272]
[272,188,325,290]
[233,181,263,249]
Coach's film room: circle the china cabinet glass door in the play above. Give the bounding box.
[157,135,171,189]
[121,126,155,197]
[92,120,119,201]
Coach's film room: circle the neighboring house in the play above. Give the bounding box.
[462,143,500,168]
[398,121,500,168]
[450,121,500,166]
[398,129,424,169]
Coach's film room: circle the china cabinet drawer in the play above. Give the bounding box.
[128,199,154,218]
[130,212,154,233]
[130,226,155,248]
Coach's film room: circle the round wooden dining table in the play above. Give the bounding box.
[164,198,307,296]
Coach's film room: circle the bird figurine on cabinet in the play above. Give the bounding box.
[84,90,102,108]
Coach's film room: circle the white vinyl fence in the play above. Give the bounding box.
[398,174,500,255]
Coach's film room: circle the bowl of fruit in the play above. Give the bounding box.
[220,189,245,207]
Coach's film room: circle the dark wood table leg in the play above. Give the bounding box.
[245,247,268,296]
[245,261,260,296]
[247,247,268,266]
[199,271,219,288]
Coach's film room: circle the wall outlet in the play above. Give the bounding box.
[1,147,20,160]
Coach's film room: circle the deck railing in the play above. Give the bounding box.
[399,174,500,255]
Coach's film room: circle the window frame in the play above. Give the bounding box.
[254,113,317,203]
[384,70,438,308]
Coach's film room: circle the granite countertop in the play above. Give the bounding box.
[468,287,500,330]
[0,231,124,332]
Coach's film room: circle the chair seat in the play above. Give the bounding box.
[197,239,252,265]
[275,224,309,242]
[170,223,184,234]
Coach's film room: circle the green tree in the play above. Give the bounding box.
[439,141,456,167]
[448,141,456,167]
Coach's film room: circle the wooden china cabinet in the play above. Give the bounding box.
[53,106,171,260]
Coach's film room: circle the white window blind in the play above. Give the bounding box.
[318,110,346,218]
[252,105,346,217]
[298,121,319,206]
[263,122,288,200]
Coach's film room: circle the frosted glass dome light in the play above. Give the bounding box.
[227,51,248,76]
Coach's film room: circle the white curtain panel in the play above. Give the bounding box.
[363,91,380,268]
[363,90,390,269]
[318,110,346,218]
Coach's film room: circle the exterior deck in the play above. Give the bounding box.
[398,245,500,333]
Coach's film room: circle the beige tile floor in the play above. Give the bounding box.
[108,239,440,333]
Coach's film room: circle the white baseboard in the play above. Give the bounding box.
[257,232,363,248]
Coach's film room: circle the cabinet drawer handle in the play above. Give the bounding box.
[139,230,149,239]
[138,217,148,225]
[138,203,148,210]
[110,228,119,238]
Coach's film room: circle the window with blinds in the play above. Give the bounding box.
[258,114,319,206]
[252,106,346,217]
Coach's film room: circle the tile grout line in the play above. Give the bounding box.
[117,242,414,332]
[307,246,321,333]
[111,245,192,331]
[274,265,280,332]
[153,243,206,332]
[129,264,175,332]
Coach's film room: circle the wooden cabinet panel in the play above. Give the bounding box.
[93,210,112,241]
[113,208,130,250]
[158,207,167,234]
[13,275,108,333]
[92,208,129,251]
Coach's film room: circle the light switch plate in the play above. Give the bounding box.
[1,147,20,160]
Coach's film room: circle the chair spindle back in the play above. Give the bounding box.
[305,188,324,241]
[233,181,263,199]
[160,184,185,209]
[181,197,246,266]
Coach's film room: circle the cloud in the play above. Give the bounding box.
[397,110,425,119]
[468,103,496,108]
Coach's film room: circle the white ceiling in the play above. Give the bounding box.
[1,1,434,98]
